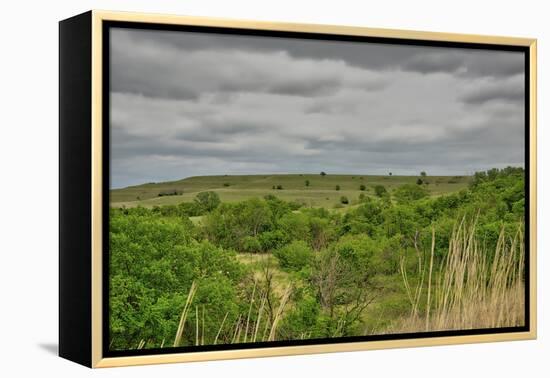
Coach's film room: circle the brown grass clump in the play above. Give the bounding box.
[391,217,524,333]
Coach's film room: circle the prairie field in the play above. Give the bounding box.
[108,168,525,351]
[111,174,471,208]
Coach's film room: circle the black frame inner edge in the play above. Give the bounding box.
[101,20,531,358]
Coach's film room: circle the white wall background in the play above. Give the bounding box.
[0,0,547,376]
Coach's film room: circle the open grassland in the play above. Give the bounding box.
[111,174,471,208]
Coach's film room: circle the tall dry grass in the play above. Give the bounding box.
[170,279,293,347]
[392,217,524,333]
[173,281,197,347]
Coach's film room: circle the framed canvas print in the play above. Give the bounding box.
[59,10,537,368]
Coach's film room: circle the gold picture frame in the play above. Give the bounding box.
[59,10,537,368]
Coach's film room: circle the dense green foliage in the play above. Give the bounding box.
[274,241,314,271]
[109,168,525,350]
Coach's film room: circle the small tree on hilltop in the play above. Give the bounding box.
[320,171,327,176]
[420,171,427,177]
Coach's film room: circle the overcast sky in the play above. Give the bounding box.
[110,27,525,189]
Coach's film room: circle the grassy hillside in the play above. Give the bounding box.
[110,174,472,208]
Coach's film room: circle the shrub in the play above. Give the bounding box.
[223,183,230,187]
[359,184,366,191]
[305,180,310,187]
[274,241,313,271]
[203,199,273,250]
[289,200,305,210]
[276,185,283,190]
[278,212,309,242]
[279,293,322,339]
[242,236,262,253]
[320,172,327,176]
[259,230,287,251]
[416,178,423,185]
[158,189,183,197]
[177,202,202,217]
[374,185,387,197]
[335,185,341,191]
[393,184,429,204]
[340,196,349,204]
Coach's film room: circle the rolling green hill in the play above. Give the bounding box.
[110,174,472,208]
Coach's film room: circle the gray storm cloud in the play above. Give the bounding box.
[110,28,525,189]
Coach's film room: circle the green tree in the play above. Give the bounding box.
[259,230,287,251]
[194,191,221,212]
[305,180,310,187]
[308,216,335,251]
[109,212,245,350]
[203,199,273,249]
[311,235,381,336]
[335,185,340,191]
[177,202,202,217]
[242,236,262,253]
[278,212,310,242]
[274,240,313,271]
[278,291,322,339]
[359,184,366,191]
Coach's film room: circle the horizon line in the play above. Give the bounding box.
[110,171,480,191]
